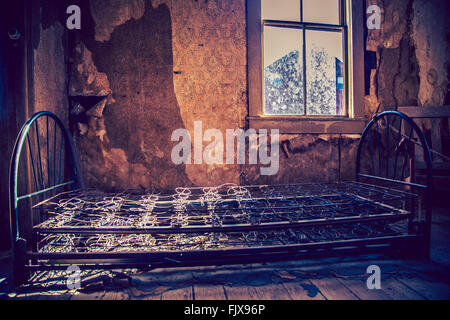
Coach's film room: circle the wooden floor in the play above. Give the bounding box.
[3,255,449,300]
[2,207,449,300]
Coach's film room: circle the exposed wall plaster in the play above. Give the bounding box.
[364,0,450,160]
[365,0,420,116]
[90,0,146,42]
[34,21,68,120]
[412,0,450,107]
[70,42,112,97]
[71,1,193,190]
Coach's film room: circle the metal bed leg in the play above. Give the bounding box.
[424,190,433,260]
[12,238,28,285]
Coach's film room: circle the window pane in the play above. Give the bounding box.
[303,0,340,25]
[306,30,344,115]
[264,26,304,115]
[261,0,300,22]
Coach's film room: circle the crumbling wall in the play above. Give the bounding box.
[365,0,449,111]
[32,0,69,122]
[69,0,191,190]
[365,0,450,161]
[244,0,448,184]
[412,0,450,107]
[66,0,449,190]
[69,0,247,189]
[69,0,345,189]
[365,0,420,116]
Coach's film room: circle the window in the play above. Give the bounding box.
[247,0,365,134]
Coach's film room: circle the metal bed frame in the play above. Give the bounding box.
[9,111,433,284]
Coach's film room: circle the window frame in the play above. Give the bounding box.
[247,0,365,134]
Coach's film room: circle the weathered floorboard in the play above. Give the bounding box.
[336,278,392,300]
[396,276,450,300]
[142,293,162,300]
[281,280,326,300]
[161,286,193,300]
[380,278,426,300]
[310,278,359,300]
[101,290,130,300]
[223,286,260,300]
[252,283,292,300]
[193,285,227,300]
[71,291,106,300]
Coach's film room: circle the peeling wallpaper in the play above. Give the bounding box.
[44,0,448,190]
[70,0,248,189]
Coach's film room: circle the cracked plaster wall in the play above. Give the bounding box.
[32,1,69,123]
[70,0,246,189]
[66,0,449,190]
[365,0,450,159]
[365,0,449,112]
[412,0,450,107]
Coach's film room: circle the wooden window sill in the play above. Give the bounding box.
[247,116,366,134]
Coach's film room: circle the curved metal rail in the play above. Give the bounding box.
[9,111,84,284]
[355,110,433,256]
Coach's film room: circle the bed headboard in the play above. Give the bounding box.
[355,110,433,255]
[356,111,432,187]
[9,111,84,245]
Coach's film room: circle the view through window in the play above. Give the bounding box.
[262,0,347,116]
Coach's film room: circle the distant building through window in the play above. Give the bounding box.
[262,0,347,116]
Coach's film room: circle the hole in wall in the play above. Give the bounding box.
[69,95,108,134]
